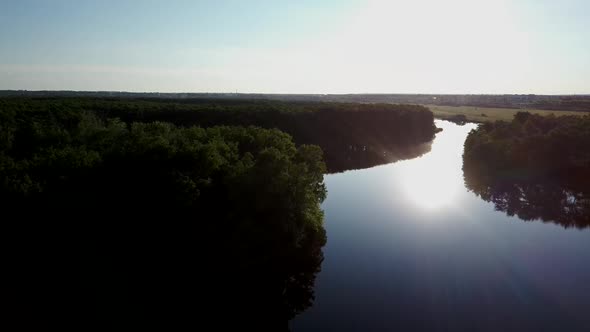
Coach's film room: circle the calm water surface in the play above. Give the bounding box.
[293,120,590,331]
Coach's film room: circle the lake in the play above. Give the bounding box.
[293,120,590,331]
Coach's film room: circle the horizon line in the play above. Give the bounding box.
[2,90,589,97]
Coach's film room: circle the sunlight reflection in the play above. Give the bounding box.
[393,121,477,212]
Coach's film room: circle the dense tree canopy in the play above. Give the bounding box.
[464,112,590,177]
[0,97,437,172]
[2,108,327,329]
[463,112,590,228]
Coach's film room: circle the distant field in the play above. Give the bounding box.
[425,104,590,122]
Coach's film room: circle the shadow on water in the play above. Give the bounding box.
[464,157,590,229]
[324,140,433,174]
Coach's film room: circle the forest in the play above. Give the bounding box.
[1,97,437,329]
[2,109,327,329]
[0,97,437,172]
[463,112,590,228]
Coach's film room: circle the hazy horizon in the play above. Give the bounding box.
[3,89,590,97]
[1,0,589,94]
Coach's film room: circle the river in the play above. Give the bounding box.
[293,120,590,331]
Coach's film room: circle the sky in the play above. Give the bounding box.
[1,0,588,94]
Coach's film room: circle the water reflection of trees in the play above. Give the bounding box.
[464,158,590,229]
[325,141,432,173]
[463,112,590,229]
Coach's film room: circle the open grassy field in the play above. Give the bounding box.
[425,104,590,123]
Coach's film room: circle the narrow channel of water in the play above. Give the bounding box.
[293,120,590,331]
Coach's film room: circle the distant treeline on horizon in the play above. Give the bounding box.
[2,90,590,112]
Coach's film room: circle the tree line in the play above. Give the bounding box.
[0,97,437,172]
[463,112,590,228]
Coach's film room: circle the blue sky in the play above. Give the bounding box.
[1,0,588,93]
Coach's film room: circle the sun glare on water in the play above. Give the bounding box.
[397,157,462,211]
[394,122,474,211]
